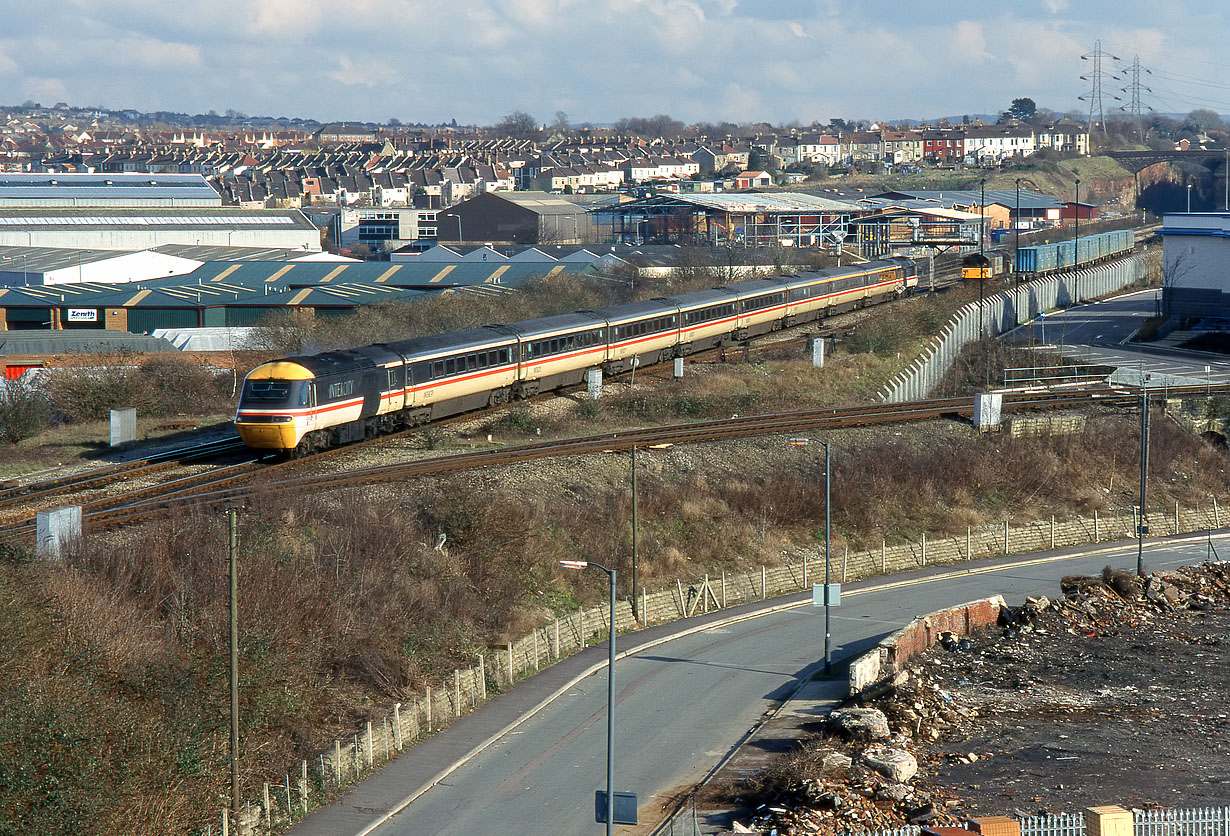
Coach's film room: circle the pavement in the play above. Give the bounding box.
[1007,289,1230,388]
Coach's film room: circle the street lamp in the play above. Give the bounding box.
[1073,178,1081,304]
[1015,178,1022,277]
[1187,182,1192,213]
[978,178,987,349]
[1136,391,1150,576]
[820,441,832,674]
[559,559,618,836]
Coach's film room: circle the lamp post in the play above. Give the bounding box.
[1136,391,1150,576]
[1015,178,1022,278]
[978,178,986,341]
[1073,178,1081,304]
[821,440,832,674]
[1187,182,1192,213]
[559,559,617,836]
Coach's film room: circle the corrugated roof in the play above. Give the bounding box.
[872,189,1062,210]
[0,330,176,354]
[608,192,861,214]
[0,173,221,206]
[0,207,317,231]
[0,244,142,273]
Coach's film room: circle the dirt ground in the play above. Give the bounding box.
[913,597,1230,814]
[727,564,1230,835]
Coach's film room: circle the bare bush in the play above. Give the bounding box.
[45,350,153,423]
[0,376,52,443]
[137,353,233,415]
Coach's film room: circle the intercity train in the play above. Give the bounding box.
[235,258,920,454]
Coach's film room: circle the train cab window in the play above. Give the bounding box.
[242,380,291,403]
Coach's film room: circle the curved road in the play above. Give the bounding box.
[291,533,1224,836]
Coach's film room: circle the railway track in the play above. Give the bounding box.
[22,383,1221,539]
[0,435,250,517]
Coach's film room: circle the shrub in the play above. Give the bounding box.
[138,353,233,415]
[45,351,153,423]
[0,377,52,443]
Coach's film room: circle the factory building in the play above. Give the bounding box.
[0,208,321,252]
[0,173,223,208]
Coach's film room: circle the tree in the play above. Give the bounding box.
[1186,109,1224,134]
[1002,97,1037,123]
[552,111,570,134]
[494,110,538,139]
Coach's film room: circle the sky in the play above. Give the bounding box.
[2,1,1228,127]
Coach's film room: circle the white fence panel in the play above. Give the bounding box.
[881,255,1148,403]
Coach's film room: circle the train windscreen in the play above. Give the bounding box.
[239,380,309,408]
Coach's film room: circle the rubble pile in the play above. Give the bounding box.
[727,704,964,835]
[729,562,1230,835]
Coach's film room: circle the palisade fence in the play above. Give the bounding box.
[879,255,1151,403]
[205,493,1230,836]
[839,807,1230,836]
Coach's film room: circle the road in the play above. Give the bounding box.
[1008,288,1230,387]
[291,530,1228,836]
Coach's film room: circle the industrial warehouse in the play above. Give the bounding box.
[0,173,1084,347]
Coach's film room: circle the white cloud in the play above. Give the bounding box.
[0,1,1223,125]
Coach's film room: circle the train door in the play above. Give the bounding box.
[385,365,405,412]
[301,383,318,434]
[361,372,380,417]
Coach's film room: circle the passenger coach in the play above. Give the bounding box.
[235,257,920,455]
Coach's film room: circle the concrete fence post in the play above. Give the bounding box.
[507,642,514,683]
[533,630,539,670]
[921,532,927,566]
[966,525,971,559]
[302,760,309,814]
[426,686,432,731]
[263,783,271,825]
[1094,510,1099,542]
[881,538,887,572]
[641,588,647,624]
[553,617,560,658]
[454,670,461,717]
[842,547,848,583]
[1215,496,1221,529]
[721,572,726,607]
[393,703,403,750]
[334,740,341,784]
[1050,515,1056,548]
[366,721,374,766]
[761,565,766,600]
[222,809,229,836]
[1175,500,1180,534]
[1004,520,1009,554]
[802,552,807,588]
[579,608,584,649]
[478,655,487,701]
